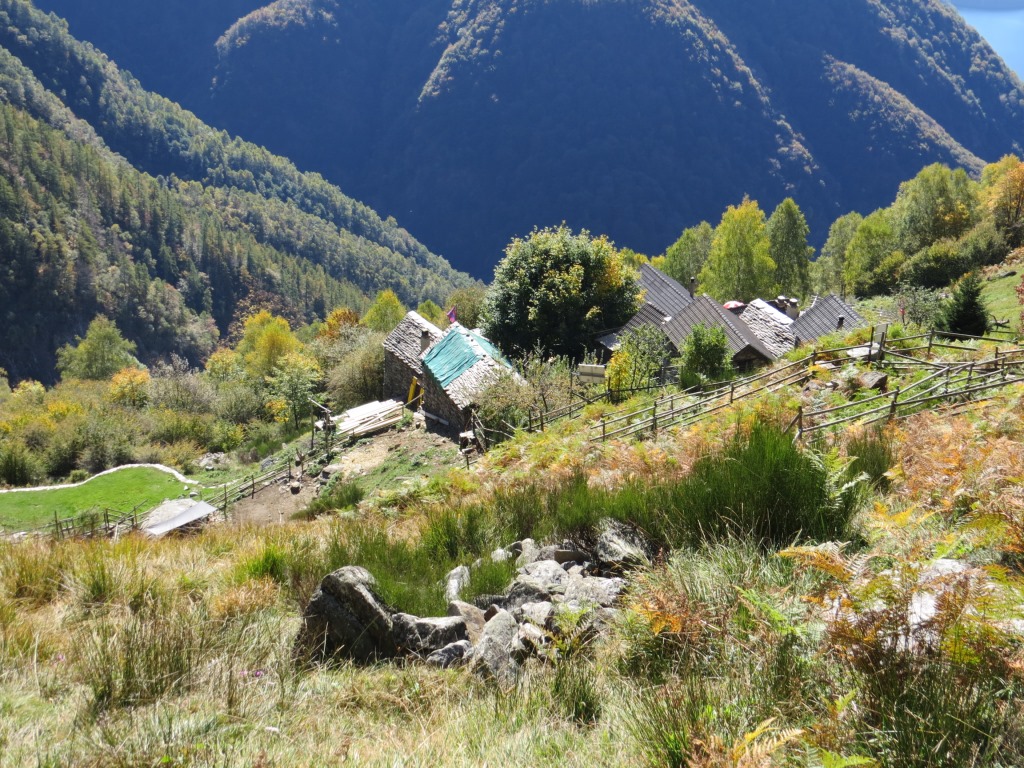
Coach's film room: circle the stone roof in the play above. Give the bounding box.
[791,294,865,342]
[638,263,694,317]
[382,311,444,373]
[739,299,795,359]
[599,265,693,350]
[662,295,774,362]
[422,324,514,409]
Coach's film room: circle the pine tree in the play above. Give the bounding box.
[939,272,989,337]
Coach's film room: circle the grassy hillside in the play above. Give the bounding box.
[3,331,1024,765]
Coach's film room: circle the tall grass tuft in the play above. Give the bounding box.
[80,601,212,715]
[846,426,896,490]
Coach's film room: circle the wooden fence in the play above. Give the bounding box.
[580,329,1024,446]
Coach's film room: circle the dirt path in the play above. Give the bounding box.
[228,424,459,527]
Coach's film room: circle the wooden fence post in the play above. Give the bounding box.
[651,401,658,435]
[927,330,934,357]
[889,388,899,421]
[966,363,974,391]
[729,382,735,404]
[601,419,607,442]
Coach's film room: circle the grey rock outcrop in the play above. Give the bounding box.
[294,566,397,663]
[594,521,651,572]
[426,640,472,669]
[445,565,471,602]
[469,609,519,685]
[448,600,487,644]
[392,613,468,656]
[562,576,625,608]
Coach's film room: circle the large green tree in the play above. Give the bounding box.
[766,198,813,298]
[56,316,140,381]
[890,163,979,256]
[361,290,407,333]
[844,210,898,296]
[484,226,641,358]
[699,198,777,302]
[662,221,714,286]
[813,212,863,296]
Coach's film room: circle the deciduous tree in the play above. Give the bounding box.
[662,221,713,287]
[484,225,641,358]
[699,198,776,302]
[767,198,813,298]
[56,316,139,381]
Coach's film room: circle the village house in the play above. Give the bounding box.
[420,323,515,429]
[382,311,444,403]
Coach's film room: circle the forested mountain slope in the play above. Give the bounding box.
[35,0,1024,276]
[0,0,473,383]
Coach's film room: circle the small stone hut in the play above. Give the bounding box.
[420,323,514,428]
[382,311,444,403]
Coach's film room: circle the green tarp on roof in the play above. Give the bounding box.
[422,325,506,389]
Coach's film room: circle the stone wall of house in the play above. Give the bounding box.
[384,350,417,404]
[422,375,469,431]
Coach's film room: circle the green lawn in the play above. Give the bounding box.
[0,467,191,532]
[982,269,1022,332]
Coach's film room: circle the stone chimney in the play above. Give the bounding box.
[837,315,845,331]
[786,298,800,320]
[688,277,696,298]
[420,328,431,354]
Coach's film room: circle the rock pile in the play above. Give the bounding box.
[294,520,653,683]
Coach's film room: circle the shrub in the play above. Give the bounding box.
[680,323,733,381]
[0,441,40,486]
[300,479,365,519]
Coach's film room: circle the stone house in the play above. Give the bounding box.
[420,323,514,428]
[382,311,444,403]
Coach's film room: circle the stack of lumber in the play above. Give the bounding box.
[329,400,405,439]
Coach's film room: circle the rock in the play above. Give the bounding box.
[469,609,519,685]
[198,452,225,470]
[289,481,302,494]
[392,614,468,656]
[445,565,471,602]
[511,560,570,598]
[426,640,472,669]
[515,538,540,566]
[554,548,587,564]
[512,621,551,661]
[321,463,345,479]
[855,370,888,391]
[294,566,397,663]
[260,457,276,471]
[491,547,512,562]
[562,576,625,608]
[594,521,650,573]
[518,600,554,628]
[448,600,487,644]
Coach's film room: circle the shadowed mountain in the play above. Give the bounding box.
[33,0,1024,276]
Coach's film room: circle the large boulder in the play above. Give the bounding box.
[294,566,397,663]
[469,609,519,685]
[510,560,571,600]
[445,565,471,602]
[393,613,468,656]
[448,600,487,644]
[562,576,625,609]
[594,521,651,573]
